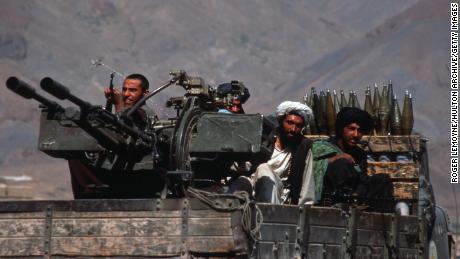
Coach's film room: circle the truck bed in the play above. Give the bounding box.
[0,199,425,258]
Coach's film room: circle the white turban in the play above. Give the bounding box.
[275,101,313,125]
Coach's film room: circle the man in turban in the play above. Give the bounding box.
[312,107,394,212]
[230,101,315,205]
[215,81,250,114]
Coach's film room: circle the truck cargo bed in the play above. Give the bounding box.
[0,199,425,258]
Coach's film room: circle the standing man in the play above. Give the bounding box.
[312,107,394,211]
[68,73,160,199]
[250,101,315,205]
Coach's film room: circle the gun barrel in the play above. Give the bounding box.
[6,77,64,111]
[40,77,91,109]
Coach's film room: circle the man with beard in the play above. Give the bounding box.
[248,101,315,205]
[68,73,162,199]
[312,107,394,212]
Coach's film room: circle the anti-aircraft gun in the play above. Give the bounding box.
[7,76,155,157]
[6,76,166,198]
[6,71,270,198]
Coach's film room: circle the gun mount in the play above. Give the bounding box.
[5,71,271,199]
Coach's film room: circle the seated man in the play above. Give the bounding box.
[230,101,315,205]
[68,73,162,199]
[312,107,394,212]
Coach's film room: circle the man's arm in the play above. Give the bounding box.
[328,153,355,164]
[299,150,315,205]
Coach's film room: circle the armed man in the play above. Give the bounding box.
[229,101,315,205]
[312,107,394,212]
[68,73,161,199]
[104,73,157,125]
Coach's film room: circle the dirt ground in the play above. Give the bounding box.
[1,159,72,200]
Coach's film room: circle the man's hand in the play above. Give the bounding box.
[329,153,355,164]
[104,88,123,112]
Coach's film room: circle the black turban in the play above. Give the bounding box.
[216,82,250,104]
[335,107,374,138]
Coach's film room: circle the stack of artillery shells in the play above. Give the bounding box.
[303,80,414,136]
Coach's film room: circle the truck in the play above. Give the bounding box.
[0,71,455,258]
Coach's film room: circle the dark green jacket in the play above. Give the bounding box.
[311,139,364,203]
